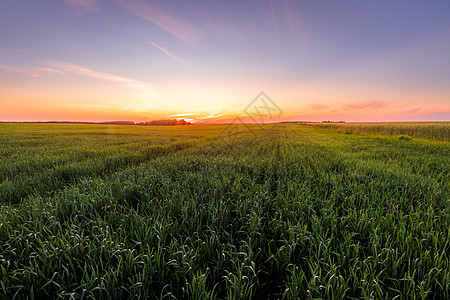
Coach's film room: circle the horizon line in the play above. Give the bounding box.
[1,120,449,125]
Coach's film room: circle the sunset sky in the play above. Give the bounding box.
[1,0,450,123]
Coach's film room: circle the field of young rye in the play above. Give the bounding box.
[0,122,449,299]
[311,122,449,142]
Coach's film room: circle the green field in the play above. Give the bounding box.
[0,123,449,299]
[310,122,450,142]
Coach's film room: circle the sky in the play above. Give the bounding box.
[1,0,450,123]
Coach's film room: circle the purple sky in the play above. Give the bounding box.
[1,0,449,122]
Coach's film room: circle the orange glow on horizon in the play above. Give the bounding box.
[1,64,448,123]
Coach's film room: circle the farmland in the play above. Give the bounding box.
[0,122,449,299]
[310,122,449,142]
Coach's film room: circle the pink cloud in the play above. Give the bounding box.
[342,101,388,110]
[37,67,66,75]
[309,104,330,111]
[64,0,99,11]
[400,106,449,116]
[116,0,200,44]
[269,0,278,31]
[198,10,242,42]
[148,41,190,66]
[404,108,425,114]
[281,0,302,36]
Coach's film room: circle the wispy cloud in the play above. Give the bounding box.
[401,107,449,116]
[148,41,190,66]
[264,0,302,37]
[164,113,199,118]
[197,113,225,120]
[343,101,388,110]
[37,67,66,75]
[198,10,242,42]
[0,65,40,78]
[64,0,100,11]
[282,0,301,34]
[116,0,199,44]
[160,112,226,123]
[42,60,158,97]
[309,104,330,111]
[404,108,425,114]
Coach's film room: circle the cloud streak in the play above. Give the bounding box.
[64,0,100,11]
[116,0,199,44]
[148,41,190,66]
[342,101,388,110]
[42,60,158,96]
[165,113,199,118]
[38,67,66,75]
[309,104,330,111]
[282,0,302,35]
[0,65,40,78]
[266,0,302,37]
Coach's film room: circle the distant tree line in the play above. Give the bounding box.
[3,119,193,126]
[99,121,135,125]
[278,121,316,124]
[136,119,192,126]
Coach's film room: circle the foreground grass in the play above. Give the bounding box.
[0,123,449,299]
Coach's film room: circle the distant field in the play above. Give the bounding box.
[309,122,449,141]
[0,123,449,299]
